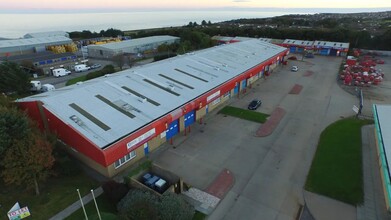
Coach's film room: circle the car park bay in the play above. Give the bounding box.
[152,56,359,219]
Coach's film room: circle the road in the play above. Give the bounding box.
[151,56,359,220]
[39,58,154,89]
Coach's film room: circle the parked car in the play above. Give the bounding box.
[248,99,262,110]
[90,63,102,69]
[291,66,299,72]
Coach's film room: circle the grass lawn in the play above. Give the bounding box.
[305,117,372,205]
[0,173,99,219]
[218,106,269,123]
[65,194,118,220]
[66,75,87,86]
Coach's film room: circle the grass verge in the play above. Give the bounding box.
[305,117,372,205]
[66,75,87,86]
[0,173,99,219]
[65,194,118,220]
[218,106,269,123]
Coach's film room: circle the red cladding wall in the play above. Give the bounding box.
[43,108,107,166]
[17,101,45,130]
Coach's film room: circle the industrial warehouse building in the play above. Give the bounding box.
[87,35,180,59]
[212,36,348,57]
[18,39,289,177]
[373,105,391,211]
[281,39,350,56]
[24,31,70,39]
[0,36,73,57]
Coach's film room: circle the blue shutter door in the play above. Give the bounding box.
[184,110,195,127]
[166,120,179,140]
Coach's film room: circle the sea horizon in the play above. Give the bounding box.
[0,7,390,39]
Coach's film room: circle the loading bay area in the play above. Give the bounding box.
[147,55,391,220]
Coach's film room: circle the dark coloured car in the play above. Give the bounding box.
[248,99,262,110]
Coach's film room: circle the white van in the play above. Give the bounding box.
[52,68,71,77]
[74,64,90,72]
[41,84,55,92]
[30,80,42,92]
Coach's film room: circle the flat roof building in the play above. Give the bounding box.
[87,35,180,59]
[0,36,73,57]
[24,31,70,39]
[18,39,289,177]
[373,104,391,211]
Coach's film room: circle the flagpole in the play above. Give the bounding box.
[77,189,88,220]
[91,189,102,220]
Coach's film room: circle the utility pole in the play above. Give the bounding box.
[77,189,88,220]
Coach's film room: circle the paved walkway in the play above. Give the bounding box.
[304,190,356,220]
[205,169,235,199]
[49,187,103,220]
[357,125,390,220]
[255,107,285,137]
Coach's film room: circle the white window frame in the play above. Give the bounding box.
[114,151,136,169]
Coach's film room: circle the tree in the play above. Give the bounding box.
[117,189,160,220]
[0,61,31,96]
[158,193,194,220]
[201,20,207,26]
[0,105,30,155]
[112,54,125,70]
[1,131,54,195]
[102,180,129,204]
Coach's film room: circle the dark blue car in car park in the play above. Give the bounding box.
[248,99,262,110]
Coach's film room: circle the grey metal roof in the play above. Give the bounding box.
[24,31,69,38]
[283,39,314,47]
[87,35,180,51]
[314,40,350,49]
[0,36,72,49]
[19,39,286,149]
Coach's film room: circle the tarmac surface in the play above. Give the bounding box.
[52,55,391,219]
[152,55,362,220]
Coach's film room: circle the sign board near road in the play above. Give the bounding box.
[7,207,31,220]
[353,105,359,114]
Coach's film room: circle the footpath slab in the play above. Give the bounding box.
[256,107,286,137]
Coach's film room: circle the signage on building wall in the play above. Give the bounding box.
[127,128,156,151]
[207,90,221,103]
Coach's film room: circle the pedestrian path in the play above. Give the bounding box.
[256,107,285,137]
[49,187,103,220]
[357,125,390,220]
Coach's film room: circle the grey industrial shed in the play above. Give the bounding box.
[0,36,73,57]
[87,35,180,59]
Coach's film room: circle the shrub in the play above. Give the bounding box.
[154,53,177,62]
[117,189,160,220]
[102,180,129,204]
[158,193,194,220]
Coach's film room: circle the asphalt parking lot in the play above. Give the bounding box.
[151,55,364,220]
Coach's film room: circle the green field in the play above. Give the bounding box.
[218,106,269,123]
[305,118,372,205]
[0,173,99,219]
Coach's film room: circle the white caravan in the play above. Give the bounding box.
[52,68,71,77]
[74,64,90,72]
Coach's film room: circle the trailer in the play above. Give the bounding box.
[74,64,90,72]
[52,68,71,77]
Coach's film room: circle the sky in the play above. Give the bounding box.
[1,0,390,11]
